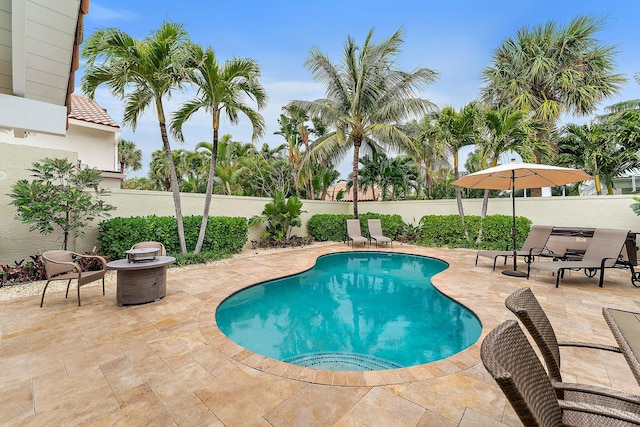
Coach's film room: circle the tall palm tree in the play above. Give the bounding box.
[82,21,191,252]
[430,103,481,222]
[171,44,267,253]
[481,15,625,195]
[117,139,142,175]
[290,28,437,217]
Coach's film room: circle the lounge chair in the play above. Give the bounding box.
[346,219,368,247]
[505,287,621,387]
[40,250,107,307]
[528,228,629,287]
[367,219,392,248]
[132,241,166,256]
[481,320,640,426]
[475,224,553,271]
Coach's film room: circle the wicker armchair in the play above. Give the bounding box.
[482,320,640,426]
[40,250,107,307]
[505,287,621,385]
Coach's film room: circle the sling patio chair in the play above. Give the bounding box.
[505,287,622,388]
[528,228,630,287]
[475,224,553,271]
[367,219,392,248]
[40,250,107,307]
[481,320,640,427]
[346,219,368,247]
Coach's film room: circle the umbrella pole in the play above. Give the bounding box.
[503,170,527,277]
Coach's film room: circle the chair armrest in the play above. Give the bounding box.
[554,380,640,405]
[558,341,621,353]
[558,400,640,424]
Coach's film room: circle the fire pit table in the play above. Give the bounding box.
[107,250,175,306]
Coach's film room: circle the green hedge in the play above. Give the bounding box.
[306,213,406,242]
[98,215,248,259]
[419,214,531,250]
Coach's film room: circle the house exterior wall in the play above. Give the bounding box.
[0,119,121,187]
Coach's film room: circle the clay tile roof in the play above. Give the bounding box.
[325,182,379,202]
[68,94,120,129]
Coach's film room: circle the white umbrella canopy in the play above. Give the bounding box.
[452,161,592,277]
[452,162,592,190]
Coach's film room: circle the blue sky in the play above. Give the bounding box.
[80,1,640,177]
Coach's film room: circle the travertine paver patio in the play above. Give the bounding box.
[1,243,639,426]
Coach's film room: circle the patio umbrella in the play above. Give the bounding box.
[452,161,592,277]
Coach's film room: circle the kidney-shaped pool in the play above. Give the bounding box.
[216,251,481,371]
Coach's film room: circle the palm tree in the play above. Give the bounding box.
[481,15,625,195]
[290,28,437,217]
[477,108,543,217]
[430,103,481,222]
[117,139,142,175]
[171,44,267,253]
[82,21,191,252]
[403,116,450,199]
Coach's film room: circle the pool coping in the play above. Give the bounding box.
[197,244,488,387]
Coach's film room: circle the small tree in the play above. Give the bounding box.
[9,158,115,250]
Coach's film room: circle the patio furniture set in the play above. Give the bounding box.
[39,241,174,307]
[476,225,639,288]
[345,219,393,248]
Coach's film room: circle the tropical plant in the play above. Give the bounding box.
[82,21,192,252]
[481,15,625,194]
[430,102,481,222]
[403,116,450,199]
[556,122,640,195]
[290,28,438,217]
[9,158,115,250]
[249,191,305,243]
[117,139,142,175]
[171,43,267,253]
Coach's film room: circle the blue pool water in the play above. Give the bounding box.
[216,252,481,371]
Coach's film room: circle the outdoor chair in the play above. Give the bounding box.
[505,287,621,387]
[481,320,640,427]
[475,224,553,272]
[346,219,368,247]
[367,219,392,248]
[40,250,107,307]
[528,228,629,287]
[132,241,166,256]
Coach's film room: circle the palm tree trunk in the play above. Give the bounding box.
[352,142,361,218]
[194,123,219,254]
[453,152,465,224]
[159,120,187,253]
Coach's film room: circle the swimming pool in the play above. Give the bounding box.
[216,252,481,371]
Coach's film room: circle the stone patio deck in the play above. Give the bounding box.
[1,243,639,426]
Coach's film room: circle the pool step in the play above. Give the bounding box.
[284,352,402,371]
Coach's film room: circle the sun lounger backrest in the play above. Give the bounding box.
[520,225,554,252]
[581,228,629,267]
[368,219,383,236]
[347,219,363,238]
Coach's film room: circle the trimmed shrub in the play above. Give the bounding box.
[98,215,247,259]
[419,214,531,250]
[306,214,353,241]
